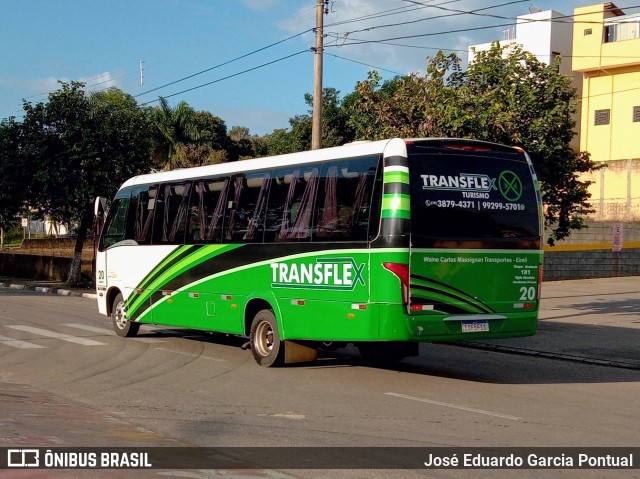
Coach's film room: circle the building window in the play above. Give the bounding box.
[594,109,611,126]
[605,20,640,43]
[584,28,592,36]
[633,106,640,123]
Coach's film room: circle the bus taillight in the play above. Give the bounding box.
[538,264,543,300]
[382,262,409,304]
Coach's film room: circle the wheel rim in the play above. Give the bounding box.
[114,300,127,330]
[254,320,274,357]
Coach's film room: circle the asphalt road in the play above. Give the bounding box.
[0,281,639,479]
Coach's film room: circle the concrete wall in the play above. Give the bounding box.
[581,159,640,221]
[544,249,640,280]
[0,238,94,281]
[543,220,640,280]
[0,253,72,282]
[545,220,640,246]
[21,238,93,251]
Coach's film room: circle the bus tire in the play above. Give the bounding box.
[111,293,140,338]
[250,309,284,367]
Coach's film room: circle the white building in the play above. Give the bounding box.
[468,8,579,149]
[468,9,574,76]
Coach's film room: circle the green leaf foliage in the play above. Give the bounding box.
[0,117,25,229]
[349,45,595,243]
[18,82,153,226]
[2,82,154,282]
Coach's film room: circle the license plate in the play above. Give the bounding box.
[461,320,489,333]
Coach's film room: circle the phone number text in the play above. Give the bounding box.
[424,200,526,211]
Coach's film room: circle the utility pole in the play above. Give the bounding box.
[140,60,144,86]
[311,0,327,150]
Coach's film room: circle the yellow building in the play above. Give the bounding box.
[573,2,640,221]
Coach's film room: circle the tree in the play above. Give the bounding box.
[229,125,258,159]
[266,87,355,155]
[19,82,153,284]
[351,46,595,243]
[267,115,312,155]
[172,143,228,167]
[150,97,200,170]
[229,126,250,141]
[0,118,26,231]
[193,111,231,152]
[150,99,234,168]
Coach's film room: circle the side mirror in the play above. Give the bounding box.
[94,197,107,216]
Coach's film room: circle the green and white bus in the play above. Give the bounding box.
[95,138,543,367]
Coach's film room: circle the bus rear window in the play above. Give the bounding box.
[408,147,540,247]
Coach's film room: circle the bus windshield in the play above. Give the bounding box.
[408,142,540,248]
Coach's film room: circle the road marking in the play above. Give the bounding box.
[64,323,114,335]
[154,347,227,362]
[257,413,306,420]
[63,323,166,343]
[131,337,167,343]
[0,334,46,349]
[6,325,107,346]
[385,392,522,421]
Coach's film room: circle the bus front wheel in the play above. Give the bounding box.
[111,293,140,338]
[250,309,284,367]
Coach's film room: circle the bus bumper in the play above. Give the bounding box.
[376,303,538,342]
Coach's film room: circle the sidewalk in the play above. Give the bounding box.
[2,276,639,370]
[0,278,97,299]
[461,276,640,370]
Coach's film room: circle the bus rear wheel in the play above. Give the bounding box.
[250,309,284,367]
[111,293,140,338]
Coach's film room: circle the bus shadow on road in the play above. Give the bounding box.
[134,319,640,385]
[306,327,640,385]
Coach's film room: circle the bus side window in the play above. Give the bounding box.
[99,197,129,250]
[226,173,271,243]
[151,181,192,245]
[187,177,230,244]
[264,167,317,242]
[132,185,158,245]
[367,159,383,241]
[314,156,379,241]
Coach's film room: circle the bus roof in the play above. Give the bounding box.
[118,137,523,190]
[120,138,398,189]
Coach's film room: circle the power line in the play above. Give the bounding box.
[326,0,462,28]
[337,0,531,34]
[4,1,640,124]
[328,2,640,43]
[325,52,404,75]
[139,50,309,105]
[1,69,135,114]
[4,48,311,120]
[135,30,312,99]
[327,36,468,53]
[2,23,312,112]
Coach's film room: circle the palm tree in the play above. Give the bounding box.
[150,97,200,170]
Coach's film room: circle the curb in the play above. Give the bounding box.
[1,282,97,300]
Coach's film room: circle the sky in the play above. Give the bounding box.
[1,0,638,136]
